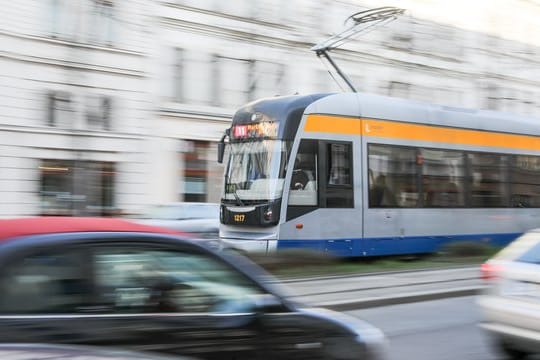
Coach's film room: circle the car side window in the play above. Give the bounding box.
[93,247,266,314]
[0,249,90,314]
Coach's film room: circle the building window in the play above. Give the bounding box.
[388,81,410,99]
[431,25,462,58]
[86,95,112,130]
[181,141,209,202]
[247,59,257,102]
[249,61,288,99]
[47,91,72,128]
[485,84,499,110]
[40,160,116,216]
[178,50,213,106]
[212,55,252,108]
[210,54,220,106]
[173,48,185,102]
[89,0,115,46]
[276,63,288,95]
[385,15,413,51]
[49,0,79,40]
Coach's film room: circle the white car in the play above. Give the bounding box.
[477,229,540,359]
[132,202,220,239]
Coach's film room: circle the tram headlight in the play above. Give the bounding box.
[258,202,280,226]
[263,208,273,221]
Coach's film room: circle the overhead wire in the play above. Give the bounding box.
[310,7,405,93]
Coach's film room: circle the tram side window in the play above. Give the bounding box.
[325,143,353,208]
[328,144,351,185]
[421,149,465,207]
[510,155,540,208]
[368,144,417,208]
[288,140,318,206]
[469,153,509,207]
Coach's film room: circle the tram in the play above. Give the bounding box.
[218,92,540,256]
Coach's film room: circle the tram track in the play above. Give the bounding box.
[278,266,484,310]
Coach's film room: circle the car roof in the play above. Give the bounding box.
[0,217,184,243]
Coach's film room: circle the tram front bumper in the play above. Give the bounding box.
[220,237,278,254]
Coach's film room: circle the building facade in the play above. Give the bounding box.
[1,0,540,217]
[1,0,157,217]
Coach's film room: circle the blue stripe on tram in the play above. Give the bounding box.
[277,232,521,257]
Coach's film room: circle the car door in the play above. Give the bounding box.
[0,236,266,360]
[85,240,266,360]
[0,243,98,344]
[87,241,361,360]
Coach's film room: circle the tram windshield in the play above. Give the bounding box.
[224,140,290,202]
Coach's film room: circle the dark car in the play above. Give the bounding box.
[0,217,386,360]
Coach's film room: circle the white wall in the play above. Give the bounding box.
[2,0,540,216]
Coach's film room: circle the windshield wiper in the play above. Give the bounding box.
[225,174,245,206]
[232,189,245,207]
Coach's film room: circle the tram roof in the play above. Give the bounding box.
[231,93,334,140]
[232,93,333,124]
[305,92,540,137]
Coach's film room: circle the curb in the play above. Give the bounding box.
[279,265,480,283]
[314,286,485,311]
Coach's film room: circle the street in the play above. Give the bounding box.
[347,296,502,360]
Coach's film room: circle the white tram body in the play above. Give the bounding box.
[219,93,540,256]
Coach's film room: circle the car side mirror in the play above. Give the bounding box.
[250,293,283,312]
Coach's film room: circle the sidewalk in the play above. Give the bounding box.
[277,266,484,311]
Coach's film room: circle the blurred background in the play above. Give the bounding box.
[1,0,539,218]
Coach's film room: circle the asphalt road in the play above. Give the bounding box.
[346,296,503,360]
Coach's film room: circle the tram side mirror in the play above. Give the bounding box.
[217,128,230,164]
[217,142,225,164]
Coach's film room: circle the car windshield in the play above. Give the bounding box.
[146,204,218,220]
[494,231,540,263]
[224,140,290,202]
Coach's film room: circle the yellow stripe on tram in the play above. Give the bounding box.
[304,114,361,135]
[304,114,540,151]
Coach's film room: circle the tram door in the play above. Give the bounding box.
[284,140,358,256]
